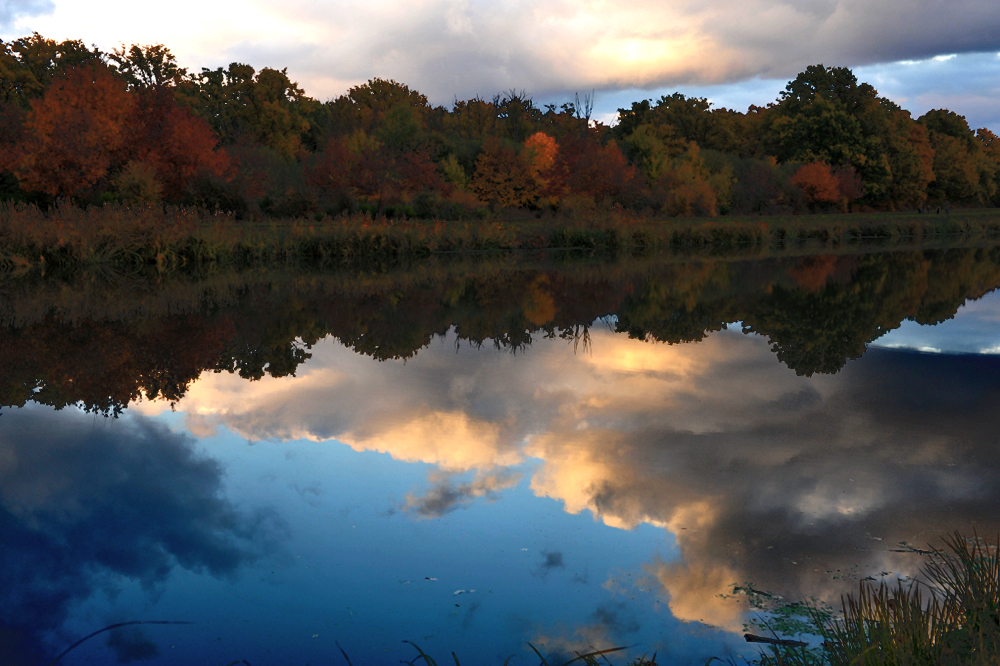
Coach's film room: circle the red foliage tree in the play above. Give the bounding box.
[558,137,640,203]
[16,63,132,197]
[791,162,841,205]
[126,88,230,198]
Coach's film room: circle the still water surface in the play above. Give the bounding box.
[3,250,1000,665]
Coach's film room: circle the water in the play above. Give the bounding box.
[3,248,1000,665]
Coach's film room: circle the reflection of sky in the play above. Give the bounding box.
[4,297,1000,665]
[872,288,1000,354]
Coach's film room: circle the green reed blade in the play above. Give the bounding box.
[403,640,439,666]
[560,646,626,666]
[527,642,550,666]
[336,640,354,666]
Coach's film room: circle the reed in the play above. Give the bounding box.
[754,532,1000,666]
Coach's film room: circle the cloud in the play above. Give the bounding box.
[0,0,53,30]
[151,325,1000,634]
[0,406,281,653]
[404,469,522,517]
[11,0,1000,112]
[535,551,566,578]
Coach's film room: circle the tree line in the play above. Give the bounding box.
[1,33,999,219]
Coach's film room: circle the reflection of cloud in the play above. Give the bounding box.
[161,327,1000,632]
[341,410,517,472]
[405,469,521,517]
[646,559,746,632]
[0,407,279,653]
[535,551,565,578]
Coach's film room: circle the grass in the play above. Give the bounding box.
[3,202,1000,278]
[752,532,1000,665]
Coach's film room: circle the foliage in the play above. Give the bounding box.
[1,34,1000,216]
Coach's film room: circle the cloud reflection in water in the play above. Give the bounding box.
[135,324,1000,636]
[0,407,282,661]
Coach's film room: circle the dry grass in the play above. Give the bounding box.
[2,202,1000,278]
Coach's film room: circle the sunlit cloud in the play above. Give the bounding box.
[6,0,999,128]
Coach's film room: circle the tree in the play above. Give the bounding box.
[920,110,993,203]
[126,87,230,199]
[791,162,841,206]
[0,33,101,107]
[778,64,880,118]
[188,63,312,158]
[108,43,187,89]
[559,136,640,204]
[15,63,132,198]
[470,137,537,208]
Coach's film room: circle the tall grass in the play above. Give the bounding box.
[3,202,1000,278]
[755,532,1000,666]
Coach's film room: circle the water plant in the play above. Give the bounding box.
[752,532,1000,665]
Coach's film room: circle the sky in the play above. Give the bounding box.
[3,0,1000,131]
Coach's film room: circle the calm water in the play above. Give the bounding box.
[3,248,1000,665]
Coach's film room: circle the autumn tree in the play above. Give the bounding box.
[920,109,994,203]
[0,33,101,107]
[470,137,537,208]
[15,63,132,198]
[791,162,841,206]
[524,131,558,198]
[559,136,640,204]
[126,87,230,199]
[448,97,498,139]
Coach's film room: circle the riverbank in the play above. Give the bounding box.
[3,202,1000,277]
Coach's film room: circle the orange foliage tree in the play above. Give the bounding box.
[470,137,537,208]
[791,162,841,205]
[16,64,132,198]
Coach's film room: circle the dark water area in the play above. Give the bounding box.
[2,247,1000,665]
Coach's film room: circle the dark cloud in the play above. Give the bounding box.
[106,626,159,664]
[545,347,1000,615]
[590,602,640,635]
[0,407,283,661]
[215,0,1000,111]
[535,551,565,578]
[404,469,521,518]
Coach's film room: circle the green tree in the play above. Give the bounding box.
[187,63,313,158]
[0,33,101,107]
[108,43,186,89]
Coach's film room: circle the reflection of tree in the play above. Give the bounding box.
[3,247,1000,412]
